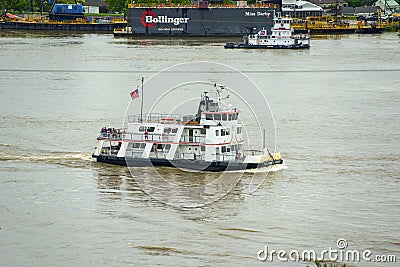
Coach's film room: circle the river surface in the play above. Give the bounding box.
[0,31,399,266]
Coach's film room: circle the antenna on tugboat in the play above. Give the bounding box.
[140,77,144,123]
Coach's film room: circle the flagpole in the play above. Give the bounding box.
[140,77,144,123]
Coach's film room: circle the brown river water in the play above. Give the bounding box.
[0,31,399,266]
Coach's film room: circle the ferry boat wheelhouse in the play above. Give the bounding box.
[224,13,310,49]
[92,86,283,172]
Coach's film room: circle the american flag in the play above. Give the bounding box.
[130,88,139,99]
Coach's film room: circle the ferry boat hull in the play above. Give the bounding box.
[93,154,283,172]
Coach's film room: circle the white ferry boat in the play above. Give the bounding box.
[224,13,310,49]
[92,85,283,172]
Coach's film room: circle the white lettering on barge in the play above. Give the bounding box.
[145,16,190,26]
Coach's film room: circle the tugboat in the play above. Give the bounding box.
[224,13,310,49]
[92,85,283,172]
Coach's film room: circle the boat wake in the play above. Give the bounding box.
[0,150,94,167]
[225,163,287,173]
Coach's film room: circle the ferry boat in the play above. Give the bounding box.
[92,85,283,172]
[224,13,310,49]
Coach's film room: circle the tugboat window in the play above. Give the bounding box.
[222,114,227,121]
[228,114,232,121]
[147,127,155,132]
[206,114,213,120]
[172,128,178,133]
[222,146,226,153]
[140,143,146,149]
[139,126,146,132]
[216,130,219,136]
[200,129,206,135]
[163,127,171,133]
[201,146,205,151]
[221,129,226,136]
[214,114,221,120]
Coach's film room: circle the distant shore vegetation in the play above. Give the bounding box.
[1,0,388,14]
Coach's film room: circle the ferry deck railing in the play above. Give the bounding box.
[99,130,206,144]
[128,113,196,124]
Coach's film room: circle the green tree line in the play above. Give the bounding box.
[2,0,385,14]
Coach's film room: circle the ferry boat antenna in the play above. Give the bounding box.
[140,77,144,123]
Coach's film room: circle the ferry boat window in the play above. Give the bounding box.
[172,128,178,133]
[221,129,226,136]
[140,143,146,149]
[133,143,140,149]
[216,147,220,154]
[226,129,230,135]
[214,114,221,120]
[238,144,243,150]
[200,129,206,135]
[147,127,155,132]
[222,114,227,121]
[139,126,146,132]
[201,146,205,151]
[231,145,236,151]
[216,130,219,136]
[222,146,226,153]
[206,114,213,120]
[237,127,242,134]
[163,127,171,133]
[163,144,171,151]
[226,146,231,153]
[228,114,232,121]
